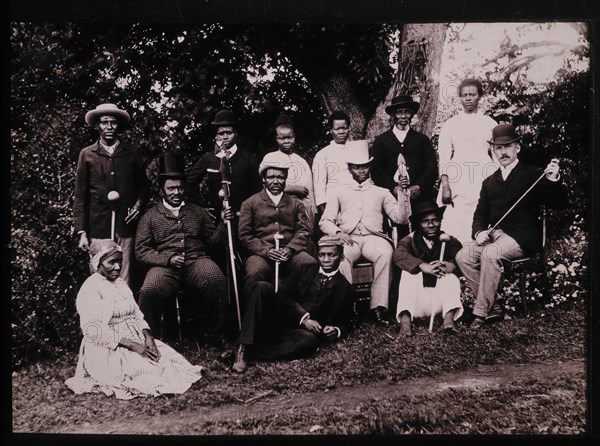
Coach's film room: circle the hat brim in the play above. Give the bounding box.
[487,136,521,145]
[409,205,447,225]
[158,172,186,178]
[85,109,131,127]
[346,156,373,165]
[385,102,420,115]
[211,120,238,126]
[259,165,290,176]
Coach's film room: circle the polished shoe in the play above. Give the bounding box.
[398,313,412,337]
[232,344,248,373]
[469,316,485,329]
[372,306,389,325]
[485,303,505,324]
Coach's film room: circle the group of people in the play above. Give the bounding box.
[65,78,567,399]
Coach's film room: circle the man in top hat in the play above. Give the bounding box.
[392,201,464,336]
[135,153,233,341]
[455,124,567,328]
[312,110,353,216]
[234,161,318,372]
[260,113,317,234]
[74,103,150,287]
[319,140,408,324]
[437,78,498,244]
[240,234,356,369]
[186,109,262,222]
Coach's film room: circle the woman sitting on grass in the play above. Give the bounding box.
[65,240,202,400]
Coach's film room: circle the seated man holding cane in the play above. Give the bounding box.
[393,201,464,336]
[455,124,567,329]
[233,161,317,372]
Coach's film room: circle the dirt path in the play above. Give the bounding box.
[58,358,585,435]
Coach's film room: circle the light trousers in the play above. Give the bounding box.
[339,234,393,310]
[455,229,524,318]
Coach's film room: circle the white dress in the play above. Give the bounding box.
[311,141,353,208]
[65,273,203,400]
[436,111,498,243]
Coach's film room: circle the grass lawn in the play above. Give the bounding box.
[12,301,586,435]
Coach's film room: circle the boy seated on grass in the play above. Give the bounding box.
[392,201,464,336]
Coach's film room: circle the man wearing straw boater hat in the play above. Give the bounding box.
[135,153,232,343]
[319,140,409,325]
[74,103,150,287]
[455,124,567,329]
[392,200,464,336]
[186,109,262,222]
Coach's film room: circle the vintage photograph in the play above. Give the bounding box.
[10,7,591,437]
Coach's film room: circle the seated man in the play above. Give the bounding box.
[455,124,567,328]
[135,153,232,341]
[319,140,408,324]
[393,201,464,336]
[234,161,318,372]
[255,235,356,362]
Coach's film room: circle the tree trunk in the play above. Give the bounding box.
[365,23,447,143]
[313,73,368,140]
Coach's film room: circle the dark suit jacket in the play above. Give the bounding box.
[472,161,568,255]
[371,128,438,202]
[238,190,310,258]
[73,140,150,238]
[393,231,462,287]
[278,268,355,337]
[186,145,262,214]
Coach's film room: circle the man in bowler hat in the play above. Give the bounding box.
[74,103,150,287]
[455,124,567,328]
[135,153,232,341]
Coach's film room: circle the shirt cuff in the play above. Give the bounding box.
[299,313,310,325]
[334,326,341,339]
[547,173,560,182]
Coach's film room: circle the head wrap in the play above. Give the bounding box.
[89,240,122,272]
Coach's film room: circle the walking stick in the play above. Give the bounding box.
[218,156,242,331]
[488,159,559,238]
[274,232,284,292]
[430,233,451,332]
[107,190,120,241]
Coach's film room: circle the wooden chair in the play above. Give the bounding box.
[159,289,201,352]
[501,208,547,316]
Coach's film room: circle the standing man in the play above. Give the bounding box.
[135,153,232,341]
[186,109,262,222]
[260,113,317,234]
[234,162,318,372]
[74,103,150,287]
[371,95,438,221]
[312,111,353,216]
[437,78,498,243]
[319,140,408,324]
[456,124,567,328]
[393,201,464,336]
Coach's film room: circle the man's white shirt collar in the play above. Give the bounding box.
[319,267,339,277]
[215,144,238,158]
[265,189,283,205]
[499,159,519,180]
[163,199,185,215]
[393,126,409,142]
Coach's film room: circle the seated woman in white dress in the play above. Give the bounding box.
[65,240,203,400]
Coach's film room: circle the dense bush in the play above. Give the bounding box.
[10,23,591,367]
